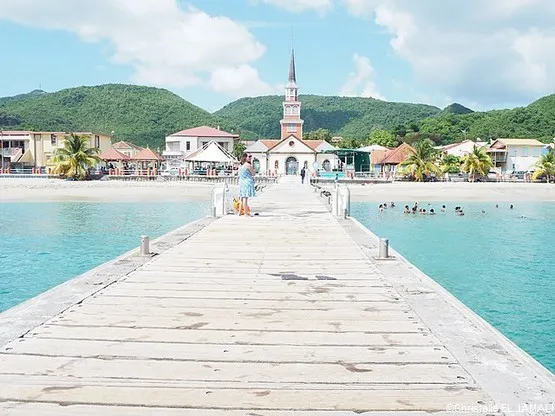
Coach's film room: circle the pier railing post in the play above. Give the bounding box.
[378,238,389,259]
[140,235,150,256]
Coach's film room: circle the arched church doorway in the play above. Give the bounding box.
[285,156,298,175]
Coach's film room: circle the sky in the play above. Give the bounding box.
[1,0,555,112]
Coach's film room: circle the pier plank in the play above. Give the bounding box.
[1,339,455,364]
[29,325,440,346]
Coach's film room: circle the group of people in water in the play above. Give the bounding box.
[378,202,515,216]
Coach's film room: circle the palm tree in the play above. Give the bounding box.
[461,145,494,182]
[440,154,461,174]
[399,139,440,181]
[532,149,555,183]
[51,134,101,179]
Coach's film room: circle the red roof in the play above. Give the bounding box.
[303,140,324,151]
[100,148,131,161]
[112,140,143,150]
[171,126,239,138]
[375,142,414,165]
[260,140,280,149]
[131,147,164,161]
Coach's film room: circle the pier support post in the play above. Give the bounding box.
[140,235,150,256]
[378,238,389,259]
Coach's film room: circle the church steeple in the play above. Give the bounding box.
[288,49,297,84]
[280,48,303,140]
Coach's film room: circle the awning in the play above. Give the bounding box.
[185,141,236,163]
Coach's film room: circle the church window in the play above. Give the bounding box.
[274,160,279,170]
[289,140,295,147]
[287,123,296,133]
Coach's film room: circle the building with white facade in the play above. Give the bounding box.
[245,49,338,175]
[438,139,488,158]
[487,138,546,173]
[163,126,239,167]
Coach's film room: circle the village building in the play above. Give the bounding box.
[371,142,415,177]
[487,138,546,173]
[0,130,112,171]
[245,50,338,175]
[437,139,488,158]
[163,126,239,168]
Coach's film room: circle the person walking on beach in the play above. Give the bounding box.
[238,153,256,216]
[300,167,306,184]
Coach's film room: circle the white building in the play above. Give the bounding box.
[245,49,338,175]
[438,139,488,158]
[163,126,239,166]
[487,138,546,173]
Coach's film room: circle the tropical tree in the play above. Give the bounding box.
[532,149,555,183]
[51,134,101,179]
[399,139,441,181]
[461,145,494,182]
[232,142,247,158]
[367,129,398,147]
[304,128,332,143]
[440,154,461,174]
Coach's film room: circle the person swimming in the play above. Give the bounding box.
[430,208,436,215]
[441,205,446,212]
[510,204,514,209]
[379,204,384,212]
[403,205,410,214]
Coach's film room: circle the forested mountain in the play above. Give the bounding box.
[0,84,254,148]
[1,84,554,149]
[417,95,555,145]
[214,95,442,139]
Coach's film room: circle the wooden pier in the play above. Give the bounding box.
[0,177,553,415]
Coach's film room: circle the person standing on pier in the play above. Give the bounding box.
[300,167,306,184]
[238,153,256,216]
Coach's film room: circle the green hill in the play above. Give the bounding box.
[440,103,474,115]
[214,95,441,139]
[1,84,554,149]
[418,95,555,144]
[0,84,253,149]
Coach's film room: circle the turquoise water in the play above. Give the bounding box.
[0,201,209,312]
[352,201,555,373]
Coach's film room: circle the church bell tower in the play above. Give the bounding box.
[280,49,304,140]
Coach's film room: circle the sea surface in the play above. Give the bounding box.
[352,201,555,373]
[0,201,209,312]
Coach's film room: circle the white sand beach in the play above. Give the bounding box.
[0,178,216,202]
[1,178,554,203]
[323,181,555,202]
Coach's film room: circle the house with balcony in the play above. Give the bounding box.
[487,138,546,173]
[1,131,112,169]
[163,126,239,167]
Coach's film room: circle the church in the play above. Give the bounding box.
[245,50,338,176]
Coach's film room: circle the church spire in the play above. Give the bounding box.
[288,48,297,84]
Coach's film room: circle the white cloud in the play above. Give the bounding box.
[342,0,555,106]
[256,0,333,14]
[340,54,384,100]
[209,65,277,97]
[0,0,273,98]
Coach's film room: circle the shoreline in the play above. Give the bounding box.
[3,178,555,203]
[330,181,555,202]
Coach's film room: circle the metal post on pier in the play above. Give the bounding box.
[378,238,389,259]
[140,235,150,256]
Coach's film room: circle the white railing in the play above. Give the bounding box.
[331,183,350,218]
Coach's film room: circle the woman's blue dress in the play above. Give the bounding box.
[239,164,256,198]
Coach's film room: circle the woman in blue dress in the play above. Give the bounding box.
[238,153,256,216]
